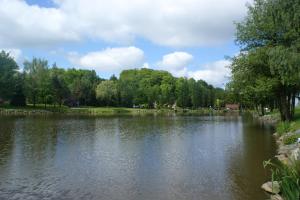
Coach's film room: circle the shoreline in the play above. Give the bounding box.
[0,106,227,117]
[258,114,300,200]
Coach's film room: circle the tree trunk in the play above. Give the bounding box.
[33,95,36,108]
[255,104,259,115]
[290,92,296,119]
[261,104,265,116]
[279,91,292,121]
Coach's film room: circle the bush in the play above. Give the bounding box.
[276,122,291,136]
[10,87,26,107]
[283,134,300,145]
[264,159,300,200]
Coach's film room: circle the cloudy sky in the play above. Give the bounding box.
[0,0,251,87]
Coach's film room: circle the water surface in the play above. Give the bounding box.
[0,114,276,200]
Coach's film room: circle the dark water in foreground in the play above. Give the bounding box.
[0,114,276,200]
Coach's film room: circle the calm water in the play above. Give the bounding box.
[0,114,276,200]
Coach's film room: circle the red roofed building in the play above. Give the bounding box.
[225,104,239,110]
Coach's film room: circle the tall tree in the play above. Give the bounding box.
[176,78,190,108]
[0,51,18,101]
[96,80,118,106]
[10,72,26,107]
[233,0,300,121]
[50,66,70,107]
[24,58,49,107]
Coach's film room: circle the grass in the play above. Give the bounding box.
[275,107,300,136]
[0,104,69,113]
[283,134,300,145]
[264,159,300,200]
[66,107,219,116]
[266,107,300,199]
[0,104,220,116]
[276,121,291,136]
[69,107,149,115]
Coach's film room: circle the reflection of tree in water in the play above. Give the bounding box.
[19,116,98,164]
[225,116,276,200]
[17,116,60,165]
[0,116,16,166]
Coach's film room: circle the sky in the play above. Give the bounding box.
[0,0,252,87]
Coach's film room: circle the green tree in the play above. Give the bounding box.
[50,66,70,107]
[233,0,300,120]
[0,51,19,101]
[176,78,190,108]
[24,58,50,107]
[188,78,202,108]
[10,73,26,107]
[96,80,118,106]
[64,69,99,106]
[160,75,176,106]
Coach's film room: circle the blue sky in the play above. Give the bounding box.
[0,0,251,87]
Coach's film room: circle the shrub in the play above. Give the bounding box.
[283,134,300,145]
[264,159,300,200]
[276,122,291,136]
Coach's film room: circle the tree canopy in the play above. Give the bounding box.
[0,55,225,109]
[0,51,19,100]
[228,0,300,121]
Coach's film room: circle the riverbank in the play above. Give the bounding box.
[0,105,226,116]
[258,109,300,200]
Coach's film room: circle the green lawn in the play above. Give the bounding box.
[0,104,219,116]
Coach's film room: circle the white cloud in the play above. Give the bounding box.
[142,62,150,68]
[188,60,231,87]
[0,0,79,48]
[156,51,230,87]
[157,51,193,77]
[0,48,24,66]
[0,0,251,48]
[68,46,145,72]
[1,48,21,60]
[158,52,193,71]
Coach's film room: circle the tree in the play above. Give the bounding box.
[24,58,50,107]
[176,78,190,108]
[50,66,70,107]
[233,0,300,121]
[64,69,99,106]
[188,78,202,108]
[96,80,118,106]
[0,51,18,100]
[160,75,176,106]
[10,73,26,107]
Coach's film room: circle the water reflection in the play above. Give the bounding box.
[0,115,276,200]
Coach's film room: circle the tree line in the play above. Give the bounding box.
[227,0,300,121]
[0,51,226,109]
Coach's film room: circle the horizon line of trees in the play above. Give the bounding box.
[0,51,227,109]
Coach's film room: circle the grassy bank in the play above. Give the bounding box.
[262,108,300,200]
[276,107,300,145]
[0,104,224,116]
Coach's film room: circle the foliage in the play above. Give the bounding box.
[176,78,190,108]
[0,51,19,100]
[264,159,300,200]
[24,58,50,107]
[283,134,300,145]
[276,122,291,136]
[0,52,225,109]
[96,80,118,106]
[10,73,26,107]
[118,68,223,108]
[229,0,300,121]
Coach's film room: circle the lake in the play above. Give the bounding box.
[0,114,276,200]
